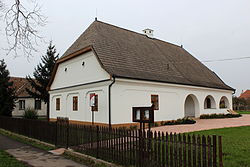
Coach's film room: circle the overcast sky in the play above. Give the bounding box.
[0,0,249,95]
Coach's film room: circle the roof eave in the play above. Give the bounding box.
[114,75,235,92]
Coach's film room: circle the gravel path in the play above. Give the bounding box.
[152,114,250,133]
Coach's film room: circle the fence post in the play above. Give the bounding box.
[66,118,69,149]
[183,134,187,167]
[55,119,58,147]
[96,126,99,158]
[213,135,217,167]
[202,135,207,167]
[219,136,223,167]
[192,135,196,167]
[197,135,201,167]
[208,136,212,167]
[188,135,192,167]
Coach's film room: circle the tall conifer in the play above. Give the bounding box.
[26,41,59,120]
[0,59,15,116]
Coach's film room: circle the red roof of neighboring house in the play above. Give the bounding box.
[10,77,34,97]
[239,90,250,100]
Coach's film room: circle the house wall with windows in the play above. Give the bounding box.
[49,51,111,123]
[110,78,233,124]
[49,82,110,123]
[10,77,47,117]
[50,75,233,125]
[12,98,47,117]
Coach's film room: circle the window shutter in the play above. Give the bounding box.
[56,98,60,110]
[92,95,98,111]
[73,96,78,111]
[151,95,159,110]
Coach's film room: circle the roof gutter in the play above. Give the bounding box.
[108,76,115,129]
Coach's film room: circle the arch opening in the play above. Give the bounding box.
[204,95,216,109]
[220,96,229,109]
[184,94,199,117]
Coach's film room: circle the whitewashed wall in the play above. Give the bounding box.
[50,51,110,90]
[49,51,111,123]
[50,82,110,123]
[12,98,47,117]
[110,79,233,124]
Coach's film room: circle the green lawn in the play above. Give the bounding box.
[236,110,250,114]
[0,150,27,167]
[187,126,250,167]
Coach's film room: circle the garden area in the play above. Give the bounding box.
[0,150,27,167]
[236,110,250,114]
[187,126,250,167]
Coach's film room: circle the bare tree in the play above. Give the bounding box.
[2,0,46,57]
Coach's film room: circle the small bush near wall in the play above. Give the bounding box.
[163,117,196,126]
[200,113,242,119]
[23,108,38,120]
[129,125,138,130]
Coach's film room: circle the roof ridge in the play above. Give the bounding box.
[95,20,181,48]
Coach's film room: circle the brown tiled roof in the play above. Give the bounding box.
[61,20,233,91]
[239,90,250,99]
[10,77,33,97]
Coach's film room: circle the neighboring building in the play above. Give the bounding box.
[237,90,250,110]
[47,20,234,126]
[239,90,250,100]
[10,77,47,117]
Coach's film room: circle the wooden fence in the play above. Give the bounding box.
[0,116,223,167]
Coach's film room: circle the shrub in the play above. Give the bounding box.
[200,113,242,119]
[129,125,138,130]
[160,121,165,126]
[153,122,159,127]
[164,117,196,126]
[23,108,38,120]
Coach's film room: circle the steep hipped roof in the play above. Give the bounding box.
[239,90,250,99]
[60,20,233,91]
[10,77,33,97]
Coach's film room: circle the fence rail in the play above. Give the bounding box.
[0,116,223,167]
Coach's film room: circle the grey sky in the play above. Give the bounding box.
[0,0,249,95]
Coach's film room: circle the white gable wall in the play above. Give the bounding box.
[111,79,233,124]
[49,51,111,123]
[50,51,110,90]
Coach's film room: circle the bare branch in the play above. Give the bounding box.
[4,0,47,58]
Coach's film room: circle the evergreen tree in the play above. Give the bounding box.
[26,41,59,120]
[0,59,15,116]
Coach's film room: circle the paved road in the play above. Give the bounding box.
[0,134,88,167]
[153,114,250,133]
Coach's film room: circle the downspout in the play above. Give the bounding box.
[108,76,115,129]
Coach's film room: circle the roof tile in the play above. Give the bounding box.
[61,20,233,90]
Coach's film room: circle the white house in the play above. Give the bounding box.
[48,20,234,126]
[10,77,47,117]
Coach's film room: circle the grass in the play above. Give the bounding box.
[236,110,250,114]
[0,150,27,167]
[64,151,109,167]
[0,129,54,151]
[187,126,250,167]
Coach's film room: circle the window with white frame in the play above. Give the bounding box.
[19,100,25,110]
